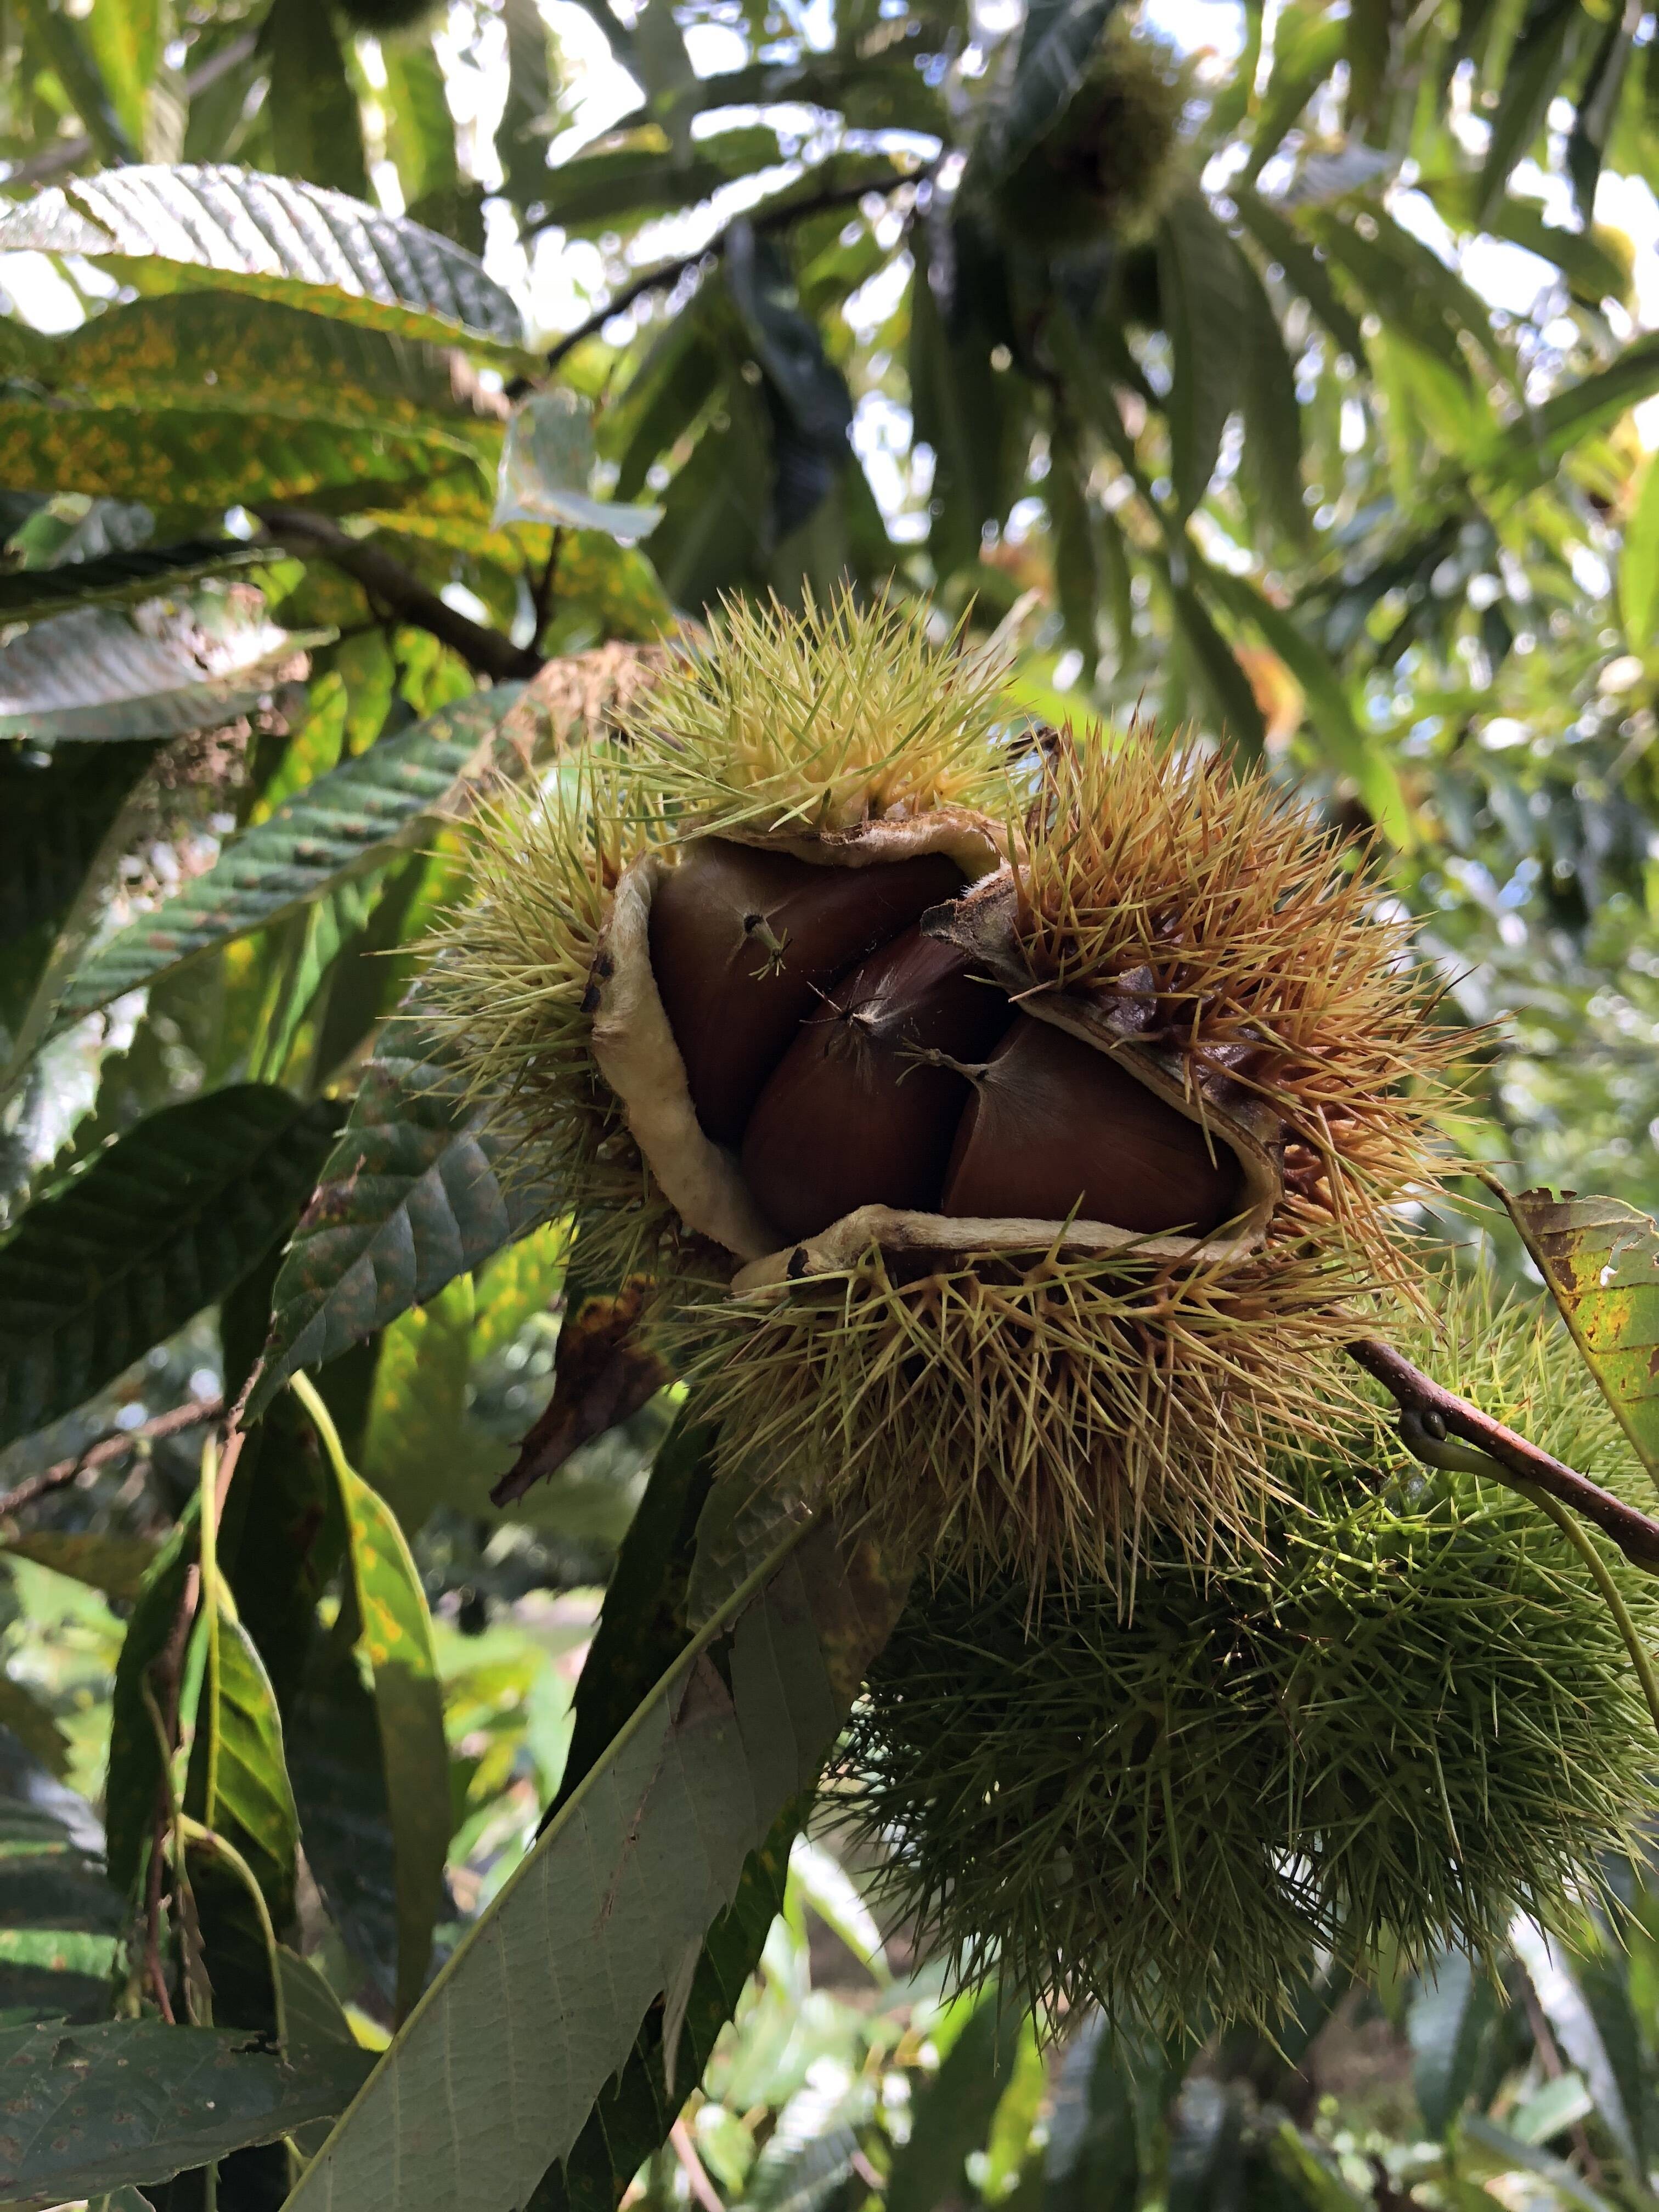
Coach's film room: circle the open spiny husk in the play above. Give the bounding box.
[623,586,1010,838]
[421,747,692,1294]
[1005,727,1462,1290]
[673,1237,1369,1592]
[430,602,1463,1587]
[833,1279,1658,2039]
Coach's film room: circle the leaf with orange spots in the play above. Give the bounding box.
[1503,1186,1659,1493]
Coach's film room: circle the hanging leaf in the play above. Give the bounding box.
[1408,1950,1496,2136]
[1499,1186,1659,1492]
[184,1604,300,1939]
[0,540,269,625]
[886,1990,1022,2212]
[296,1377,450,2024]
[490,1277,669,1509]
[105,1510,198,1897]
[1621,458,1659,648]
[0,165,526,354]
[1476,0,1582,222]
[287,1643,404,2008]
[1156,187,1248,519]
[283,1519,907,2212]
[995,0,1122,171]
[361,1274,498,1536]
[0,2017,375,2206]
[58,685,524,1024]
[0,1086,341,1454]
[260,0,371,200]
[0,602,299,743]
[249,1009,555,1419]
[494,391,663,539]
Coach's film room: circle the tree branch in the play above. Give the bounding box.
[1345,1334,1659,1573]
[0,1395,223,1522]
[258,509,542,682]
[540,161,935,375]
[3,31,259,188]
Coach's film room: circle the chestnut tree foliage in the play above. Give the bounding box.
[5,1,1659,2207]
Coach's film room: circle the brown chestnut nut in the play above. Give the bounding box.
[648,839,965,1144]
[941,1014,1244,1237]
[741,928,1014,1242]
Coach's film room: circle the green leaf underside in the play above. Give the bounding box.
[0,164,526,354]
[0,1086,341,1454]
[249,1011,554,1418]
[0,606,297,742]
[0,2018,374,2205]
[0,541,270,624]
[1508,1188,1659,1490]
[60,686,523,1021]
[281,1524,906,2211]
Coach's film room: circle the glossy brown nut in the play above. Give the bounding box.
[741,928,1015,1242]
[941,1014,1244,1237]
[648,838,965,1144]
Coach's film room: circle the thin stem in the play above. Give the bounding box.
[1519,1482,1659,1742]
[539,161,935,376]
[0,1394,222,1520]
[1345,1335,1659,1574]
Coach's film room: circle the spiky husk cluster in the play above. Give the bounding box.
[422,748,686,1291]
[680,1241,1368,1587]
[623,589,1008,837]
[1011,729,1459,1286]
[833,1282,1657,2038]
[995,14,1190,251]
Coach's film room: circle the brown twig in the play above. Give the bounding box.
[1345,1335,1659,1573]
[257,509,543,682]
[0,1396,223,1522]
[540,161,937,376]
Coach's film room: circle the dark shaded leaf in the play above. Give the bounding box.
[0,1086,342,1454]
[0,541,268,624]
[323,1398,449,2023]
[887,1990,1022,2212]
[0,2017,374,2205]
[104,1510,196,1898]
[997,0,1121,170]
[0,742,153,955]
[0,603,297,743]
[1408,1950,1496,2136]
[1477,0,1582,221]
[287,1641,402,2008]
